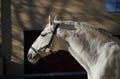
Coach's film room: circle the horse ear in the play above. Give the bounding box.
[54,16,57,21]
[53,16,59,24]
[53,16,63,24]
[48,15,51,25]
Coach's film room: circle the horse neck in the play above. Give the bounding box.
[56,26,100,71]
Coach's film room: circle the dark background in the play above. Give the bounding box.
[24,30,87,79]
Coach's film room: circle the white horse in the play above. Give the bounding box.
[27,16,120,79]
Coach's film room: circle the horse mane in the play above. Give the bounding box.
[76,22,120,44]
[76,22,110,35]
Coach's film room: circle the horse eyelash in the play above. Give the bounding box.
[41,33,47,37]
[41,31,52,37]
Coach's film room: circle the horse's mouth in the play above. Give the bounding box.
[28,54,40,64]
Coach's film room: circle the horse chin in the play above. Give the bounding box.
[28,54,40,64]
[28,57,40,64]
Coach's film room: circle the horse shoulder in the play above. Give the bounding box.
[91,44,120,79]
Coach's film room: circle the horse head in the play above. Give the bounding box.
[27,16,68,64]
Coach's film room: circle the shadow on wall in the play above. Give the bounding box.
[1,0,24,77]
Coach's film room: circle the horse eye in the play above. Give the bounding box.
[41,33,47,37]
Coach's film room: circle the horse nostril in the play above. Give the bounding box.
[27,54,32,59]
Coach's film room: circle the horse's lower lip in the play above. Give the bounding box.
[28,57,40,64]
[28,55,40,64]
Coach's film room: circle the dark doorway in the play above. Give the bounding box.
[24,30,87,79]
